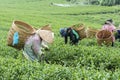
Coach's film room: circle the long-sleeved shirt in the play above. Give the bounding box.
[65,28,79,44]
[102,24,116,32]
[23,34,42,61]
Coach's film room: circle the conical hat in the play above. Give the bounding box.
[36,30,54,43]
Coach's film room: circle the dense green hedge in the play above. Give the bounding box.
[0,57,120,80]
[45,38,120,71]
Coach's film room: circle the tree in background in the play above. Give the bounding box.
[88,0,100,5]
[100,0,116,6]
[115,0,120,5]
[66,0,77,3]
[66,0,120,6]
[96,0,120,6]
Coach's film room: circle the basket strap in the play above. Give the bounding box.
[72,29,79,39]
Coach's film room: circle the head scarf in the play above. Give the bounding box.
[60,28,67,37]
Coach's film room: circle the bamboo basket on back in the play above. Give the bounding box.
[7,20,36,50]
[86,27,100,38]
[96,30,113,46]
[72,23,86,39]
[40,24,52,31]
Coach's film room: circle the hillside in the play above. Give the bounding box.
[0,0,120,79]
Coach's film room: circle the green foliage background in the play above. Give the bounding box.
[0,0,120,79]
[67,0,120,6]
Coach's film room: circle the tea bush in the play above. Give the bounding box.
[0,57,120,79]
[45,38,120,71]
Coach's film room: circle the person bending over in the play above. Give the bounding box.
[102,19,116,46]
[60,27,80,45]
[23,30,54,62]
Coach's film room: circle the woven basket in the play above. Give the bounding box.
[96,30,113,46]
[86,28,99,38]
[72,24,86,39]
[40,24,52,31]
[7,20,36,50]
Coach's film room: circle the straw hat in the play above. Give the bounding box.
[36,29,54,44]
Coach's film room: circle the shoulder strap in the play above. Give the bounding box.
[72,30,79,39]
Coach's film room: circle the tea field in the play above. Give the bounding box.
[0,0,120,79]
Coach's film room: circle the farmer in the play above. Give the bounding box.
[115,30,120,42]
[23,29,54,62]
[60,27,80,45]
[102,19,116,46]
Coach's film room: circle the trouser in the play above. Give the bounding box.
[112,42,114,47]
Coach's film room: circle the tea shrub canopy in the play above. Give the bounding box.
[0,0,120,79]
